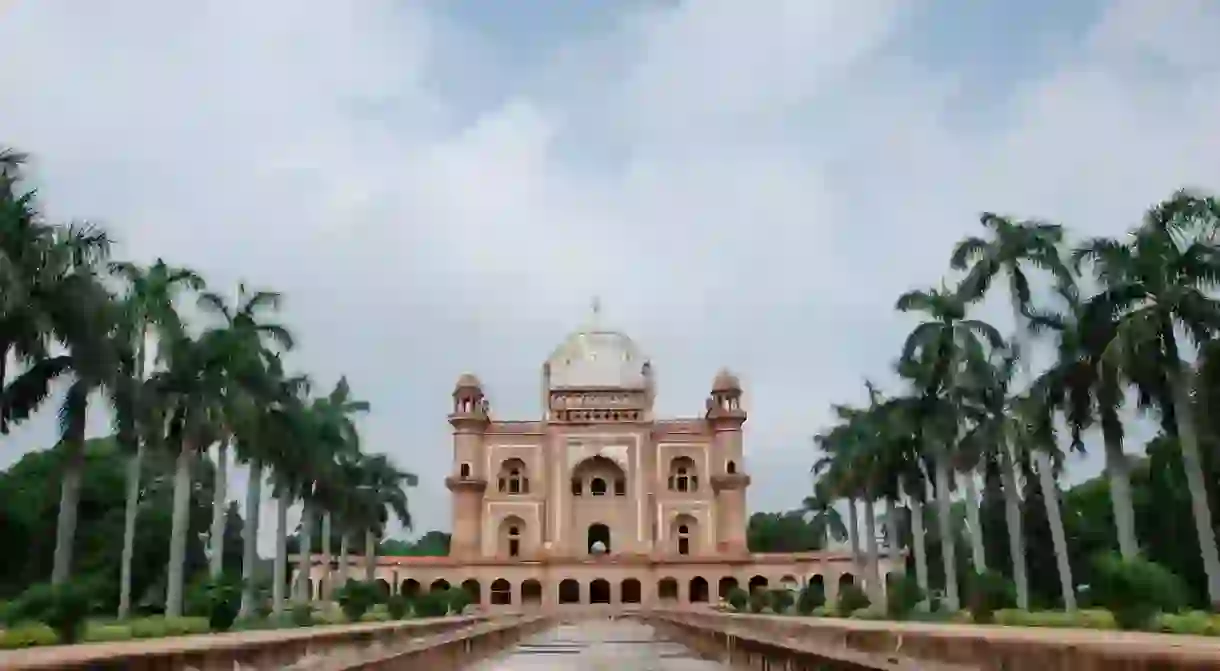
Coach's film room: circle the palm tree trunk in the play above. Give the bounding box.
[337,533,350,591]
[320,513,332,600]
[862,499,884,606]
[118,324,148,618]
[885,497,902,570]
[295,499,313,603]
[1169,368,1220,606]
[1034,450,1076,610]
[363,529,377,583]
[1001,440,1030,610]
[1102,419,1138,560]
[961,470,987,573]
[117,442,143,618]
[165,442,194,617]
[208,440,229,579]
[934,454,959,611]
[51,442,86,586]
[846,497,862,574]
[239,458,263,617]
[905,485,930,609]
[272,494,288,617]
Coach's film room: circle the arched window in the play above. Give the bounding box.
[672,514,697,556]
[726,460,736,474]
[499,516,526,558]
[497,458,529,495]
[668,456,698,492]
[571,477,582,496]
[460,463,471,478]
[591,477,607,496]
[614,478,626,496]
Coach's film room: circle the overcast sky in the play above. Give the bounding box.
[2,1,1218,556]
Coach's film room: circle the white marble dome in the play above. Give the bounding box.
[545,317,650,390]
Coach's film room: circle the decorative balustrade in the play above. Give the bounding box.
[0,614,551,671]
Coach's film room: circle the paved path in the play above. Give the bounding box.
[467,618,727,670]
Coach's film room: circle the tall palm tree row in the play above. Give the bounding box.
[0,148,418,617]
[812,189,1220,611]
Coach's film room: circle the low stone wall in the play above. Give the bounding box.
[649,610,1220,671]
[0,615,550,671]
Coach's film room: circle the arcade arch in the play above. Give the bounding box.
[461,579,481,604]
[621,578,642,604]
[490,578,512,605]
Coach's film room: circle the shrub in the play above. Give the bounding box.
[0,623,59,649]
[128,616,210,639]
[360,610,392,622]
[885,574,925,620]
[412,590,450,618]
[994,608,1117,630]
[768,588,795,614]
[726,587,749,612]
[290,604,314,627]
[446,587,473,615]
[185,576,243,632]
[386,595,409,620]
[336,581,380,622]
[5,582,95,644]
[796,582,826,615]
[1156,611,1220,636]
[84,623,134,642]
[1090,553,1187,630]
[965,571,1015,624]
[835,584,870,617]
[810,605,833,617]
[748,589,771,613]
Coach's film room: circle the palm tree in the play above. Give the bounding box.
[0,149,56,401]
[109,259,204,618]
[813,411,866,585]
[145,331,226,616]
[1075,190,1220,606]
[346,454,418,583]
[309,377,369,599]
[2,223,131,586]
[955,347,1032,607]
[238,357,310,616]
[801,480,847,550]
[198,285,294,581]
[896,284,1004,611]
[1026,284,1139,560]
[950,213,1075,609]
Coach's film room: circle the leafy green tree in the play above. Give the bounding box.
[746,511,827,553]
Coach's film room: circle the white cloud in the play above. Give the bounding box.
[1,0,1217,556]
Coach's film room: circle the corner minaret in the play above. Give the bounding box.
[707,369,750,555]
[446,373,489,560]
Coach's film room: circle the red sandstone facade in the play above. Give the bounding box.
[295,312,894,610]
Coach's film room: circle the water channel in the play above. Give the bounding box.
[466,618,728,671]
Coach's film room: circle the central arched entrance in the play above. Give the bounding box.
[587,523,611,554]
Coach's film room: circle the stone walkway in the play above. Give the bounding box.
[467,618,727,670]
